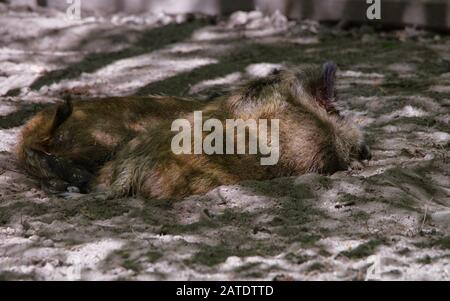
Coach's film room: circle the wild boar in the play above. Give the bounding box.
[17,62,370,199]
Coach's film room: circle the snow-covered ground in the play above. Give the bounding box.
[0,4,449,280]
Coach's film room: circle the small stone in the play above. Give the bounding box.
[273,274,295,281]
[174,14,186,24]
[39,85,49,94]
[5,227,15,235]
[29,235,40,242]
[247,10,263,21]
[48,179,69,191]
[229,11,248,27]
[111,15,120,24]
[270,10,288,29]
[67,186,80,193]
[424,154,435,160]
[359,25,375,35]
[361,33,377,43]
[93,193,109,201]
[25,229,36,237]
[15,224,24,232]
[159,15,173,25]
[42,239,54,247]
[381,269,403,279]
[246,18,266,29]
[431,210,450,224]
[49,259,63,267]
[21,87,31,95]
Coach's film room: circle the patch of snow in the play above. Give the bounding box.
[429,85,450,93]
[383,125,400,133]
[190,72,242,94]
[63,239,124,280]
[0,104,17,116]
[339,70,384,78]
[440,73,450,79]
[0,128,20,152]
[388,105,428,118]
[387,63,416,74]
[245,63,282,78]
[290,36,319,45]
[431,210,450,225]
[416,131,450,144]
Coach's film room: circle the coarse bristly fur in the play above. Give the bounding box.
[16,62,371,199]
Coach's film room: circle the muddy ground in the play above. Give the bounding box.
[0,5,449,280]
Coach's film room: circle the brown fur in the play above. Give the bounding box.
[16,63,370,199]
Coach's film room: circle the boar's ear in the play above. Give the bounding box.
[321,61,337,102]
[311,61,339,114]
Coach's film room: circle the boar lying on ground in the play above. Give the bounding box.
[17,62,371,199]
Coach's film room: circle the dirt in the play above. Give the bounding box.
[0,5,449,280]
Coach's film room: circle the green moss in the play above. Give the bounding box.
[338,192,417,213]
[317,176,333,190]
[306,262,327,273]
[52,198,130,221]
[437,236,450,249]
[189,245,241,266]
[285,253,313,264]
[416,255,432,265]
[234,262,261,273]
[383,166,438,196]
[381,78,431,94]
[157,209,256,235]
[78,199,129,220]
[242,178,314,200]
[106,250,142,272]
[272,199,319,225]
[159,218,216,235]
[317,248,332,257]
[0,271,33,281]
[389,117,450,133]
[240,271,265,278]
[189,241,280,267]
[352,210,371,222]
[276,226,321,244]
[146,250,163,263]
[396,248,411,256]
[0,202,48,225]
[133,199,174,226]
[415,236,450,251]
[341,239,385,260]
[400,148,415,158]
[122,259,142,272]
[363,166,443,212]
[340,84,386,98]
[115,250,130,259]
[337,193,361,203]
[0,210,11,225]
[248,180,326,245]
